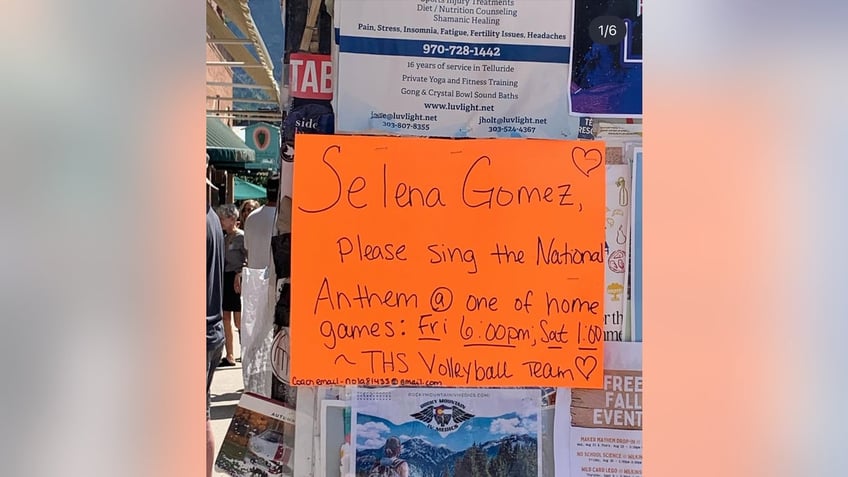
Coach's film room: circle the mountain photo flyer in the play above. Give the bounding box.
[352,387,541,477]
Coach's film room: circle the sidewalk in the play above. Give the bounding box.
[210,335,243,477]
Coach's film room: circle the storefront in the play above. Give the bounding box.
[207,117,257,205]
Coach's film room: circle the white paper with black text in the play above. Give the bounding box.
[555,342,642,477]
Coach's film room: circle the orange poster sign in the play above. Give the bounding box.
[290,134,606,388]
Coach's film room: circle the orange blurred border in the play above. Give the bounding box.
[644,78,786,476]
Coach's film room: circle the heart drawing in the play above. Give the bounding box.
[575,355,598,381]
[571,147,603,177]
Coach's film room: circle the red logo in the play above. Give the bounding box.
[289,53,332,100]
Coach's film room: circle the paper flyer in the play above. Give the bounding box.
[595,121,642,143]
[352,387,541,477]
[215,393,297,477]
[335,0,578,138]
[290,135,607,388]
[554,342,642,477]
[596,121,641,170]
[604,165,632,342]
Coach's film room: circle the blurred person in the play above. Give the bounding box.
[215,204,247,367]
[206,173,226,477]
[368,436,408,477]
[243,174,280,271]
[238,199,260,229]
[234,199,259,365]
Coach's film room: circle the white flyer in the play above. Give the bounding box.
[604,164,632,342]
[335,0,577,139]
[555,342,642,477]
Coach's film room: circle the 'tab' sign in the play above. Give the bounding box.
[289,53,332,100]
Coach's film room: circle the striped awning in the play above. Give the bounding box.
[206,0,280,111]
[207,117,255,163]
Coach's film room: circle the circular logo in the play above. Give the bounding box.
[270,329,290,381]
[608,249,626,273]
[252,126,272,151]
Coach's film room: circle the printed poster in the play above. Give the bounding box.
[352,387,541,477]
[569,0,642,117]
[215,393,297,477]
[335,0,578,139]
[604,165,631,342]
[554,342,642,477]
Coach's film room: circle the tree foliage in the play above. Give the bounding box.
[453,440,537,477]
[454,443,490,477]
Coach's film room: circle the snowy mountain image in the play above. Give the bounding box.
[354,413,539,477]
[357,438,454,477]
[356,434,538,477]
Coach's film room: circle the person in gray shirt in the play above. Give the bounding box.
[215,203,247,367]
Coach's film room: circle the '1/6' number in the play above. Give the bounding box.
[588,16,626,45]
